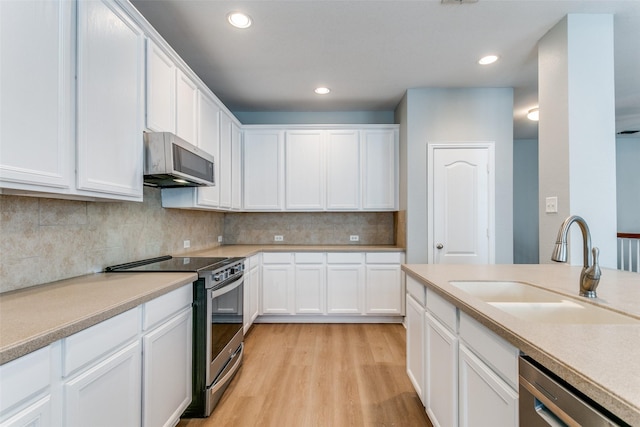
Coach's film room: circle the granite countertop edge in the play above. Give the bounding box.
[401,263,640,427]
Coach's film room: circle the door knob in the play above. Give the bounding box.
[436,243,444,249]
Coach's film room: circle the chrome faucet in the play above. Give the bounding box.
[551,215,601,298]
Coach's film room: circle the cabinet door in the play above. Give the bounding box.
[0,0,73,191]
[261,264,294,314]
[365,264,402,314]
[142,309,192,427]
[326,130,360,210]
[231,122,243,210]
[0,396,51,427]
[243,130,284,210]
[175,69,198,145]
[64,341,141,427]
[196,91,220,207]
[219,112,233,208]
[458,344,518,427]
[76,0,144,199]
[145,39,176,133]
[285,130,324,210]
[362,129,398,210]
[405,294,425,405]
[326,265,364,314]
[295,264,325,314]
[426,313,458,427]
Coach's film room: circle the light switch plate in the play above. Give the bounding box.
[183,240,191,248]
[545,197,558,213]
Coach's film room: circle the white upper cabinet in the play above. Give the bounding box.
[145,39,176,133]
[195,91,221,207]
[326,130,360,210]
[362,128,398,210]
[175,69,199,145]
[231,122,243,210]
[76,0,145,200]
[243,129,285,211]
[285,130,325,210]
[219,111,233,208]
[0,0,73,192]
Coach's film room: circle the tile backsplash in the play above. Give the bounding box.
[1,188,397,293]
[0,188,223,293]
[224,212,395,245]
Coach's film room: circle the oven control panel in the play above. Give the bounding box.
[212,261,245,282]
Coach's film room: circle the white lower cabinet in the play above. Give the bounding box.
[405,294,425,404]
[261,253,295,315]
[142,308,192,427]
[458,344,518,427]
[405,278,519,427]
[244,254,261,333]
[294,253,326,314]
[326,253,365,315]
[425,313,458,427]
[64,341,141,427]
[365,252,403,315]
[0,285,193,427]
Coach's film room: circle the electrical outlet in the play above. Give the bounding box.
[350,235,359,242]
[274,235,284,242]
[183,240,190,248]
[545,196,558,213]
[217,235,223,243]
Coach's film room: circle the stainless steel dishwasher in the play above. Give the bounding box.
[519,356,629,426]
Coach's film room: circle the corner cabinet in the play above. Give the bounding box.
[243,125,399,212]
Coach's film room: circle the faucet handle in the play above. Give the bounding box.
[581,247,601,298]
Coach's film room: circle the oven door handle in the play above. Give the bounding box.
[210,276,243,299]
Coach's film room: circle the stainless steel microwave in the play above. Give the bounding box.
[143,132,215,188]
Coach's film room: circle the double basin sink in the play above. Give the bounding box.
[450,280,639,324]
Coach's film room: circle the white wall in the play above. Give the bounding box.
[616,137,640,232]
[397,88,514,264]
[538,15,617,268]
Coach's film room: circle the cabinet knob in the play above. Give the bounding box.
[436,243,444,250]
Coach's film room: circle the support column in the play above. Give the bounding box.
[538,14,617,268]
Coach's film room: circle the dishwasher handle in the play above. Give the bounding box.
[520,376,579,427]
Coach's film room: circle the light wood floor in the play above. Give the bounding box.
[178,323,432,427]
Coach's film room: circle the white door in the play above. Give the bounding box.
[429,144,494,264]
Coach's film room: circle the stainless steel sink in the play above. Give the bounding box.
[450,280,639,324]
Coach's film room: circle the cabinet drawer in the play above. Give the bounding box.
[143,284,193,330]
[406,275,426,307]
[426,288,457,332]
[459,311,518,389]
[0,346,51,413]
[247,254,261,269]
[294,252,325,264]
[63,308,140,376]
[365,252,403,264]
[327,252,363,264]
[262,252,293,264]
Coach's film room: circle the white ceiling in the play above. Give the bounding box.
[131,0,640,140]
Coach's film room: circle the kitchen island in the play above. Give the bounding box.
[403,263,640,426]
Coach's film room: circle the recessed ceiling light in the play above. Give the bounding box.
[227,12,252,29]
[478,55,499,65]
[314,87,331,95]
[527,107,539,121]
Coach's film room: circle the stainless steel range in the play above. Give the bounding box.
[106,255,245,418]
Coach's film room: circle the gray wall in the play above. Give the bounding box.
[513,139,539,263]
[616,137,640,233]
[396,88,514,264]
[234,110,395,125]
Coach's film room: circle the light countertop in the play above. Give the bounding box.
[0,272,197,364]
[402,263,640,426]
[0,244,403,365]
[185,244,404,258]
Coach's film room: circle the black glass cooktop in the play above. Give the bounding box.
[105,255,231,273]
